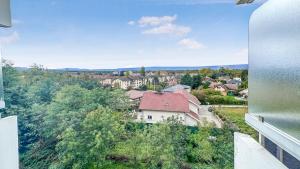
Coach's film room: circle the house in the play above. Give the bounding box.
[138,92,200,126]
[174,89,201,114]
[224,84,238,91]
[202,76,216,84]
[126,90,146,109]
[209,82,222,89]
[129,76,145,89]
[227,78,242,86]
[214,85,228,96]
[162,84,191,93]
[99,77,115,87]
[218,76,231,82]
[112,77,132,89]
[126,90,145,101]
[239,89,248,98]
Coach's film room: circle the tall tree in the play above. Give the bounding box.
[180,74,193,87]
[192,74,202,89]
[140,66,146,76]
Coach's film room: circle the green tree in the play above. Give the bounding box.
[180,74,193,87]
[187,126,214,163]
[199,68,213,77]
[140,66,146,76]
[192,74,202,89]
[55,107,126,169]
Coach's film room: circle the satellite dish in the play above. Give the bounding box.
[0,0,11,27]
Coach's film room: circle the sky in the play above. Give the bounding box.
[0,0,266,69]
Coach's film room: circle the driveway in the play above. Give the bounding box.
[198,105,222,128]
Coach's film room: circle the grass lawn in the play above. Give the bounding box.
[215,107,258,139]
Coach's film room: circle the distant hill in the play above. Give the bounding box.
[117,64,248,71]
[15,64,248,72]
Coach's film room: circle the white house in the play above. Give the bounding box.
[138,92,200,126]
[99,78,114,86]
[130,76,145,89]
[112,77,132,89]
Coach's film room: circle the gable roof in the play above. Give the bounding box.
[174,89,201,105]
[224,84,238,91]
[139,92,189,113]
[126,90,145,100]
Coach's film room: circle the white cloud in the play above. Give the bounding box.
[143,24,191,36]
[128,21,135,25]
[178,38,205,49]
[138,15,177,27]
[0,32,19,46]
[131,15,191,36]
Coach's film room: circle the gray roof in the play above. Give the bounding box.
[162,84,191,92]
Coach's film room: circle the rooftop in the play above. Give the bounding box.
[162,84,191,92]
[139,92,189,113]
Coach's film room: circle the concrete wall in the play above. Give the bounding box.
[0,116,19,169]
[234,132,287,169]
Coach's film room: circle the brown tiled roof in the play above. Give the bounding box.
[139,92,189,113]
[126,90,145,100]
[174,89,201,105]
[224,84,238,91]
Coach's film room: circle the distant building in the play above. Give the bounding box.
[218,76,231,82]
[112,77,132,89]
[129,76,145,89]
[239,89,248,98]
[162,84,191,93]
[227,78,242,86]
[126,90,145,101]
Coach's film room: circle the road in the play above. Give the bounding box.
[198,105,223,128]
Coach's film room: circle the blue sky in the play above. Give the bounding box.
[0,0,265,69]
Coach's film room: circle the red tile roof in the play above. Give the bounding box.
[174,89,201,105]
[139,92,189,113]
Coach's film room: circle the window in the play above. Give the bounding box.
[147,115,152,120]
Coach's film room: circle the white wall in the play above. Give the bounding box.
[189,102,199,114]
[0,116,19,169]
[234,132,287,169]
[184,115,198,126]
[138,110,198,126]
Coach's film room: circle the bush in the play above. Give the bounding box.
[192,89,246,105]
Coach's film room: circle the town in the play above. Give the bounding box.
[66,67,248,127]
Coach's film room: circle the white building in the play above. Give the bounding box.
[138,92,200,126]
[112,78,132,89]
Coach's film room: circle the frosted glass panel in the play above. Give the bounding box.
[0,56,4,109]
[249,0,300,140]
[0,0,11,27]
